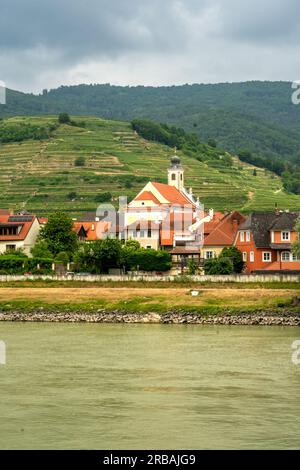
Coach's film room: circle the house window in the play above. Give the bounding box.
[140,230,145,238]
[243,252,247,262]
[172,174,176,181]
[240,231,244,242]
[250,252,254,262]
[147,229,152,238]
[146,246,152,249]
[205,251,214,259]
[281,252,291,262]
[263,252,271,262]
[132,230,137,238]
[281,231,290,241]
[180,174,183,180]
[246,231,250,242]
[6,244,16,252]
[292,253,299,261]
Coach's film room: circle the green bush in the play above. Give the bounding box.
[0,255,26,274]
[204,258,233,275]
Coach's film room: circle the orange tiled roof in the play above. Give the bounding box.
[73,221,110,241]
[204,211,246,246]
[134,191,161,204]
[0,214,37,241]
[151,182,195,206]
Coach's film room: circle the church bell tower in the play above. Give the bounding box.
[168,154,184,191]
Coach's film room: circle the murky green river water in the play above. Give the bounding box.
[0,323,299,449]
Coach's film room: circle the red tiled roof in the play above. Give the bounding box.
[151,182,195,206]
[134,191,161,204]
[38,217,48,225]
[204,211,246,246]
[73,221,110,241]
[0,214,37,241]
[204,211,225,234]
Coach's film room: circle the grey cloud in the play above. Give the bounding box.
[0,0,299,91]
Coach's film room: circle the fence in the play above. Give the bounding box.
[0,274,299,283]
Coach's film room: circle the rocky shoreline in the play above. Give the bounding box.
[0,309,300,325]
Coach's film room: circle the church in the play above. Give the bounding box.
[122,154,213,264]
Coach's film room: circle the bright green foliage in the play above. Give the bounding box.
[30,240,53,259]
[204,257,234,275]
[187,259,197,275]
[55,251,70,265]
[40,212,78,257]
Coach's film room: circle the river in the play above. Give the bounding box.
[0,323,299,449]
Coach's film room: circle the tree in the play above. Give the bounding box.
[74,156,85,167]
[67,191,78,200]
[58,113,71,124]
[219,246,244,273]
[187,259,197,275]
[94,192,112,203]
[39,212,78,257]
[55,251,69,265]
[204,258,233,275]
[75,239,122,274]
[31,240,53,259]
[292,217,300,259]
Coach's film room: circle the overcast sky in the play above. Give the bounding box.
[0,0,299,93]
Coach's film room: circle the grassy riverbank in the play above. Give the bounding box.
[0,285,299,315]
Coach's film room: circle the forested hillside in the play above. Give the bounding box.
[1,81,300,193]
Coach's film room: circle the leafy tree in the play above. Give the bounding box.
[94,192,112,203]
[55,251,70,265]
[39,212,78,257]
[67,191,77,200]
[187,259,197,275]
[31,240,53,259]
[74,156,85,167]
[58,113,71,124]
[219,246,244,273]
[75,239,122,274]
[204,258,233,275]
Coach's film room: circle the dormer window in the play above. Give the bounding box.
[281,231,290,241]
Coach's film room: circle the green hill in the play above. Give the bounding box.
[0,116,300,216]
[1,81,300,165]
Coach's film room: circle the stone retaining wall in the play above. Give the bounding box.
[1,310,299,326]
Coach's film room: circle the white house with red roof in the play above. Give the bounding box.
[0,211,41,256]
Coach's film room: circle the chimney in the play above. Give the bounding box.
[91,224,95,231]
[209,208,214,219]
[275,203,279,215]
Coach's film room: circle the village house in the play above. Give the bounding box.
[201,210,246,260]
[0,210,41,256]
[235,210,300,273]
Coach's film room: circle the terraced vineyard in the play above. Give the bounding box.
[1,116,300,216]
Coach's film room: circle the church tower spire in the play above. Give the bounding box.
[168,151,184,191]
